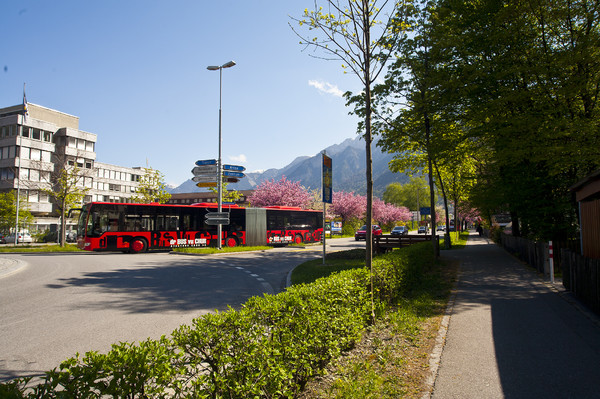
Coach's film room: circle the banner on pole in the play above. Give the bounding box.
[322,154,332,204]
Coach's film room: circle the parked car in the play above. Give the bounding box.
[66,230,77,242]
[5,232,33,243]
[0,234,6,244]
[418,226,428,234]
[354,225,383,241]
[391,225,408,236]
[437,225,445,232]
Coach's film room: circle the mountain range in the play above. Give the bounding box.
[171,137,409,197]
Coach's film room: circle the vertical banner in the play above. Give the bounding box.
[322,153,332,265]
[322,153,332,204]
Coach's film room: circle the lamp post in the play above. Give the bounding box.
[207,60,236,250]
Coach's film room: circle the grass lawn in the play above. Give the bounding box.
[295,232,467,398]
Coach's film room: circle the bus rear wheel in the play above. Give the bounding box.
[294,234,303,245]
[130,238,148,253]
[225,237,238,248]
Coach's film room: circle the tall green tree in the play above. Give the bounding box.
[292,0,408,320]
[435,0,600,240]
[131,167,171,204]
[42,162,91,246]
[383,176,430,211]
[375,0,459,254]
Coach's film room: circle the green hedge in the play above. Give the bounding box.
[1,242,434,398]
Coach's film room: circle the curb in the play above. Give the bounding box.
[0,258,26,278]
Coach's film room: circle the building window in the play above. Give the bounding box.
[22,126,30,138]
[32,129,41,140]
[43,131,52,142]
[30,148,41,161]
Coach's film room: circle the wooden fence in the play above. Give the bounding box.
[499,233,580,274]
[499,234,550,273]
[562,250,600,314]
[498,233,600,314]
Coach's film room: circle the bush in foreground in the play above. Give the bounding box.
[2,242,434,398]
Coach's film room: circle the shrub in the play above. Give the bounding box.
[1,243,436,397]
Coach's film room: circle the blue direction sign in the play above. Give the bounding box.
[222,164,246,172]
[223,171,245,178]
[195,159,217,166]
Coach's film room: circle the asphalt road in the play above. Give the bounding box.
[0,238,362,381]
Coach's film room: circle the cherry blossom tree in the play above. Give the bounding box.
[248,176,311,209]
[330,191,366,224]
[372,198,411,230]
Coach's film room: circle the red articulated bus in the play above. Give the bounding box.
[73,202,323,253]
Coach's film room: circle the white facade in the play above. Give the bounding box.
[0,103,145,232]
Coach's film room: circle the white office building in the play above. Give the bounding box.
[0,103,146,232]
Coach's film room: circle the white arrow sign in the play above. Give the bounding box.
[192,165,218,175]
[192,175,218,183]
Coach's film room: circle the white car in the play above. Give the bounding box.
[5,232,33,243]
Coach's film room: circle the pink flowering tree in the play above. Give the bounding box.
[248,176,312,209]
[329,191,366,235]
[331,191,366,222]
[373,198,411,231]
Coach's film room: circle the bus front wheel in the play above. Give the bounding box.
[294,234,303,245]
[224,237,238,248]
[130,238,148,253]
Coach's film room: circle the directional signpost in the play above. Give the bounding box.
[223,170,245,178]
[192,166,218,175]
[222,164,246,172]
[196,182,217,188]
[190,161,247,213]
[195,159,217,166]
[205,211,230,225]
[193,175,218,183]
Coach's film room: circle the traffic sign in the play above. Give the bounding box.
[196,182,217,188]
[222,164,246,172]
[223,177,239,183]
[206,212,230,219]
[193,175,218,183]
[205,219,230,225]
[205,212,230,225]
[192,165,218,175]
[195,159,217,166]
[223,171,245,178]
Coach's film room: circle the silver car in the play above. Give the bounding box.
[5,232,33,243]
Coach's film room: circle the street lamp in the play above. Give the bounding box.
[207,60,236,250]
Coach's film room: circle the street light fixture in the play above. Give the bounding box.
[207,60,236,250]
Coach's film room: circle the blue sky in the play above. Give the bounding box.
[0,1,363,186]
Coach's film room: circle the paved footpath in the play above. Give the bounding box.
[430,234,600,399]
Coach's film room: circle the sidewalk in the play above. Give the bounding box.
[430,234,600,399]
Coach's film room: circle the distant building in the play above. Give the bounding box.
[0,103,147,232]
